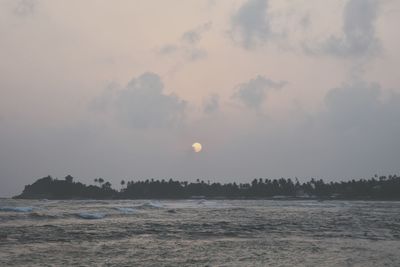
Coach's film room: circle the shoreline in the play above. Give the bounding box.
[7,196,400,201]
[13,175,400,201]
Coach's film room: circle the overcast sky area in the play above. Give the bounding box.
[1,0,400,196]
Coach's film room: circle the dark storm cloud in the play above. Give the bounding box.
[203,94,219,114]
[230,0,271,49]
[323,0,380,57]
[232,75,286,109]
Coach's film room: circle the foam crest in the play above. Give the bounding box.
[138,201,164,209]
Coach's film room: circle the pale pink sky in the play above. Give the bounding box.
[0,0,399,196]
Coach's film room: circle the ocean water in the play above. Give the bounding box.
[0,199,399,266]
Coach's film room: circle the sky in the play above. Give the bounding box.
[1,0,399,197]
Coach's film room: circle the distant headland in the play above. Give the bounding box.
[13,175,400,200]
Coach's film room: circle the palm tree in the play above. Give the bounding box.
[65,175,73,183]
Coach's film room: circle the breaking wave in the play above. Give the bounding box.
[138,201,164,209]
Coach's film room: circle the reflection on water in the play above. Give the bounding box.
[0,199,399,266]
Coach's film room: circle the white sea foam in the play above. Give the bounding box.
[147,201,164,208]
[198,200,217,206]
[197,199,206,205]
[77,212,106,219]
[0,206,34,212]
[138,201,164,209]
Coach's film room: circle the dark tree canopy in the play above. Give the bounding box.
[13,175,400,200]
[65,175,73,183]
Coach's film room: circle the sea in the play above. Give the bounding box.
[0,199,399,266]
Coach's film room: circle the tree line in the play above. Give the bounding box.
[14,174,400,200]
[120,175,400,199]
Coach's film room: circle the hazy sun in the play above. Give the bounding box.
[192,142,202,153]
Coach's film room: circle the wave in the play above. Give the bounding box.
[138,201,164,209]
[0,206,34,212]
[197,200,217,206]
[76,212,106,220]
[114,207,138,213]
[29,212,58,220]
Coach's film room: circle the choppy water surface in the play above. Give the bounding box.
[0,199,399,266]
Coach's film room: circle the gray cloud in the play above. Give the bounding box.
[158,22,211,63]
[115,72,187,128]
[299,14,311,30]
[207,0,217,8]
[309,80,400,177]
[187,48,207,61]
[158,45,207,62]
[14,0,36,17]
[93,73,187,129]
[230,0,271,49]
[323,0,380,57]
[324,81,381,129]
[158,44,179,56]
[232,75,286,109]
[322,80,400,134]
[203,94,219,114]
[210,79,400,181]
[182,22,212,45]
[89,82,119,112]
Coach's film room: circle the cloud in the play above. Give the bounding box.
[323,0,380,57]
[324,81,380,129]
[323,80,400,132]
[203,94,219,114]
[89,82,119,112]
[216,79,400,180]
[158,45,207,62]
[158,22,211,63]
[207,0,217,9]
[115,72,187,128]
[232,75,286,109]
[305,79,400,177]
[14,0,36,17]
[299,14,311,30]
[181,22,212,45]
[187,48,207,61]
[230,0,271,49]
[158,44,179,56]
[93,73,187,129]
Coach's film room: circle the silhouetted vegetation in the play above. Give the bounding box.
[14,175,400,200]
[14,175,117,199]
